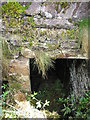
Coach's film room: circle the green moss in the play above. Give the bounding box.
[66,29,79,40]
[66,30,75,39]
[23,36,27,41]
[59,2,68,9]
[2,2,25,18]
[2,2,26,28]
[78,18,89,49]
[27,16,35,28]
[48,44,59,50]
[39,30,46,36]
[29,42,33,47]
[79,18,88,29]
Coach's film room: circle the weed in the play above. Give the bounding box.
[2,2,26,28]
[2,2,25,18]
[1,84,9,106]
[78,18,88,49]
[34,51,54,78]
[58,92,90,119]
[27,16,35,28]
[2,40,11,59]
[59,2,68,9]
[35,79,64,112]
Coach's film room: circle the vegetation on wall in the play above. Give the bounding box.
[2,2,26,28]
[59,2,68,9]
[77,18,88,48]
[77,18,88,56]
[34,51,54,78]
[2,2,26,18]
[2,40,11,80]
[2,40,11,59]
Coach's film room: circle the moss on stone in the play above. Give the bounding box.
[27,16,35,28]
[48,44,59,50]
[66,29,79,40]
[59,2,68,9]
[2,2,26,28]
[2,2,25,18]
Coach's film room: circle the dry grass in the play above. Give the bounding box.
[34,50,54,79]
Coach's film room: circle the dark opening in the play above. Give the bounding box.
[30,58,72,96]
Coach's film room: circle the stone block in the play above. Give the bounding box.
[9,56,31,91]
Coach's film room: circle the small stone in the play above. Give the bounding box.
[73,2,89,20]
[44,12,53,19]
[25,2,41,16]
[64,3,77,19]
[34,18,73,29]
[41,3,57,18]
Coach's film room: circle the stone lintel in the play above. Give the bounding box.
[21,48,88,60]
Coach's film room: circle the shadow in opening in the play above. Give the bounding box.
[30,58,72,96]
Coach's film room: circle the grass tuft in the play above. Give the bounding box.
[34,50,54,79]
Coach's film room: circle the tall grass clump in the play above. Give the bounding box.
[34,50,54,79]
[78,18,89,57]
[78,18,88,48]
[2,40,11,79]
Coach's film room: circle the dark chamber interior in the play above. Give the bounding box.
[30,59,73,96]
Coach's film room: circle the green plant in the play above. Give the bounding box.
[2,40,11,59]
[34,51,54,78]
[2,40,10,80]
[2,110,17,119]
[62,104,71,116]
[34,79,64,112]
[1,84,9,106]
[78,18,88,49]
[66,29,79,40]
[2,2,26,28]
[59,2,68,9]
[2,2,25,18]
[58,92,90,119]
[27,16,35,28]
[66,30,75,39]
[2,58,10,80]
[44,110,60,119]
[30,92,50,109]
[75,92,90,118]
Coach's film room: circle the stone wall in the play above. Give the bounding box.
[0,1,89,93]
[1,2,89,59]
